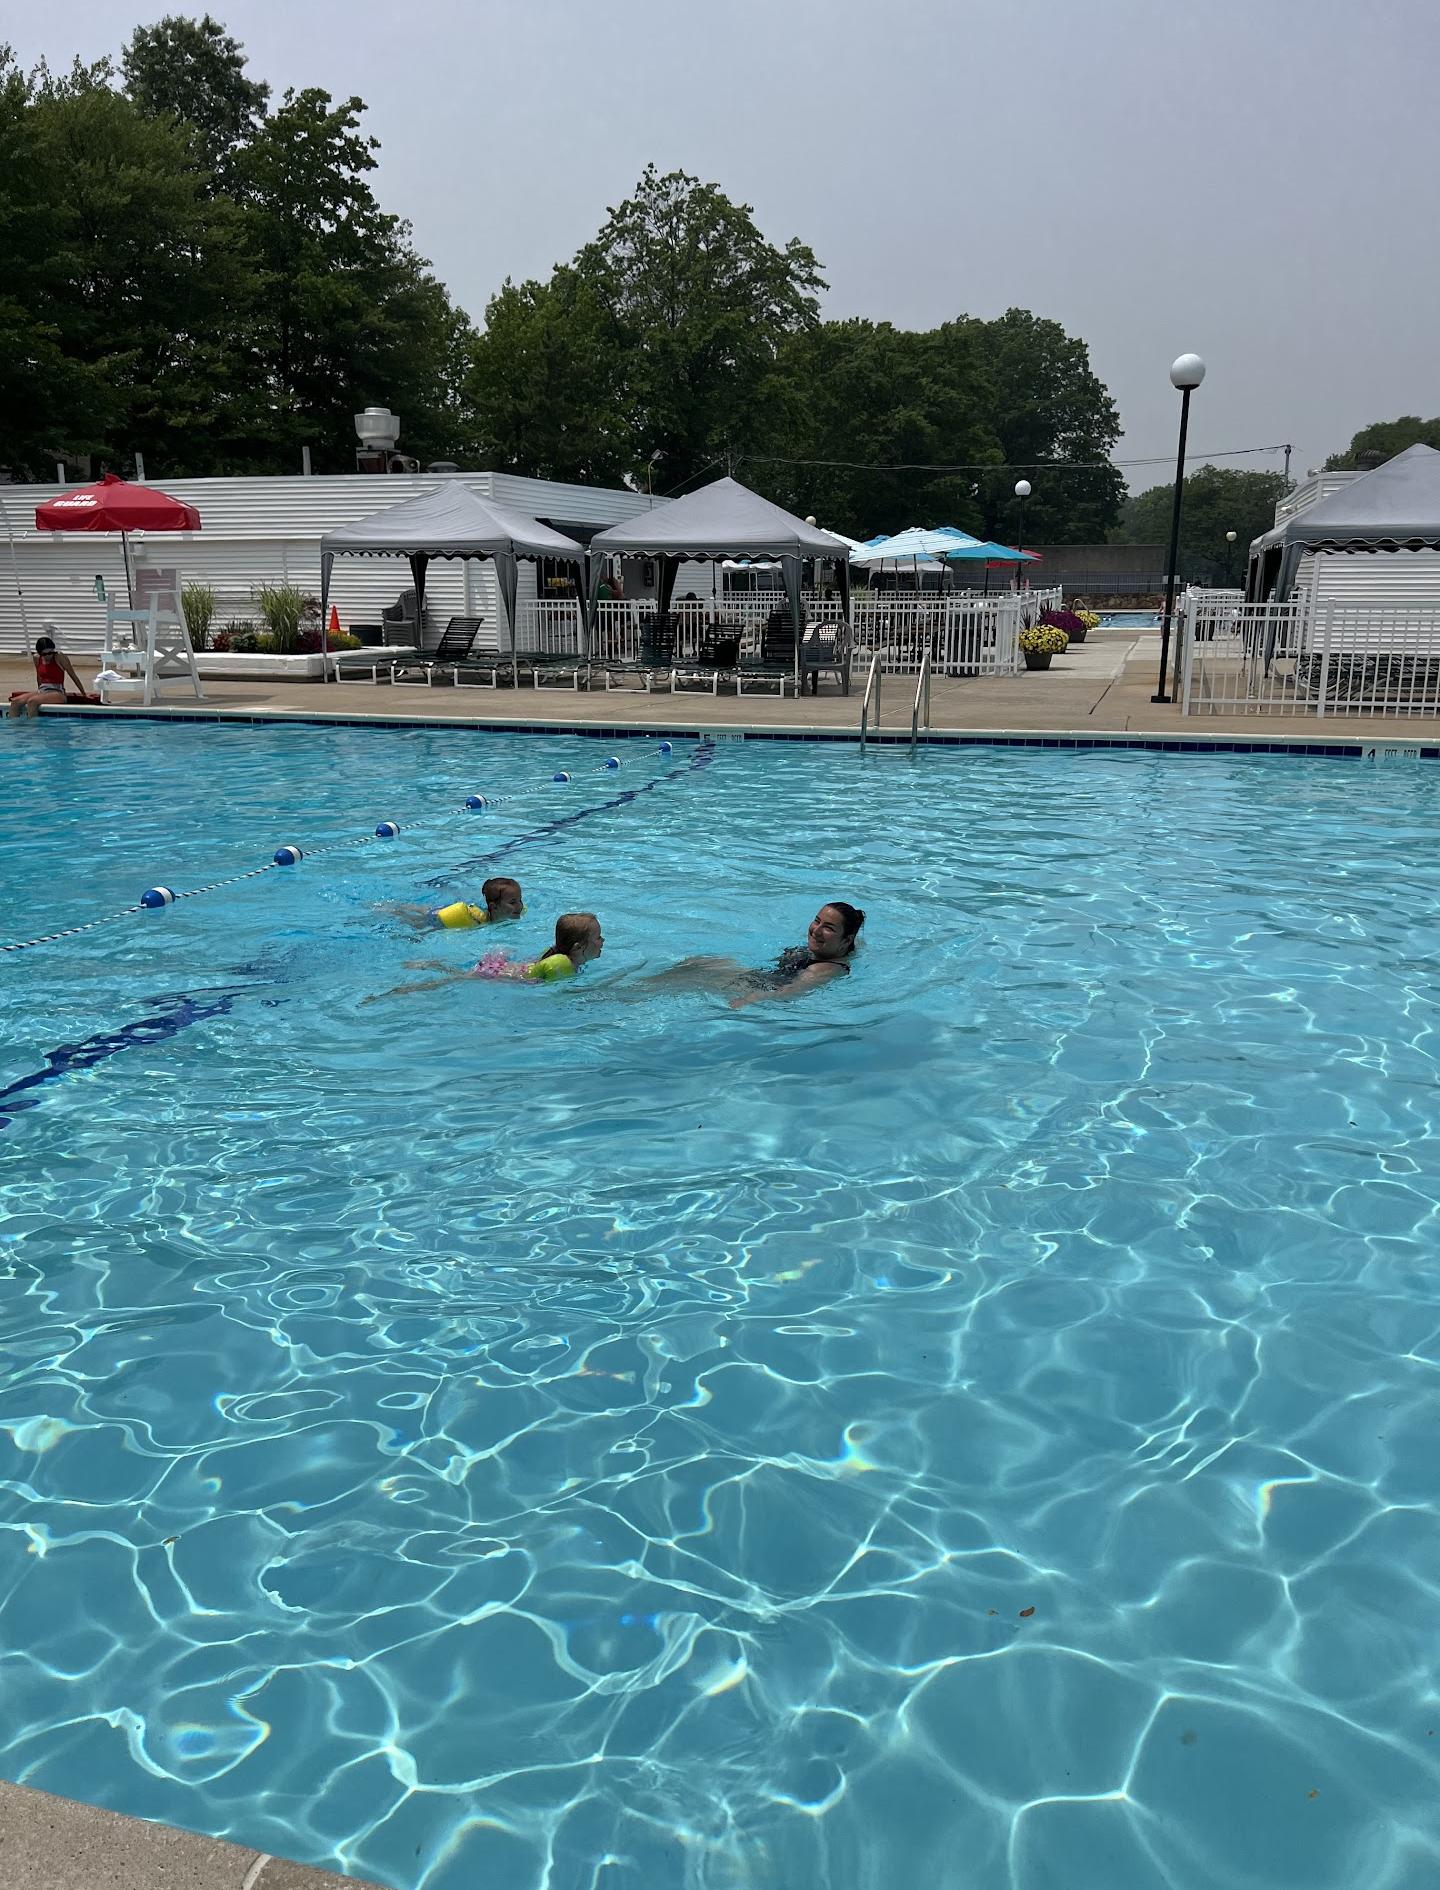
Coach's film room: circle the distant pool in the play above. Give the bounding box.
[1099,610,1161,626]
[2,720,1439,1890]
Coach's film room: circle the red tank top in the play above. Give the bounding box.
[34,653,65,688]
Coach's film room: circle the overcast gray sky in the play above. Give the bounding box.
[14,0,1438,494]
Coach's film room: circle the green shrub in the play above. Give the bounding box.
[253,583,306,653]
[182,582,216,650]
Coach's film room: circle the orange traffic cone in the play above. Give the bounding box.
[327,604,341,647]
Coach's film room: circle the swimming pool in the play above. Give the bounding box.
[2,720,1438,1890]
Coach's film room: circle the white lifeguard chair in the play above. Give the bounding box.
[97,582,206,706]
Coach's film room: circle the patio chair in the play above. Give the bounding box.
[736,611,800,697]
[381,587,423,642]
[673,629,743,696]
[598,616,676,692]
[800,621,853,696]
[391,617,482,685]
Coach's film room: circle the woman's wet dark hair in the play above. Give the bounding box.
[35,637,56,653]
[823,902,866,953]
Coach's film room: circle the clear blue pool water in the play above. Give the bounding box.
[2,720,1439,1890]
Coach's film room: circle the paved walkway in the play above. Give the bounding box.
[0,1779,382,1889]
[5,631,1440,741]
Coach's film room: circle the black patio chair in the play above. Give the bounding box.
[737,611,801,697]
[673,628,743,695]
[391,616,482,686]
[598,615,676,692]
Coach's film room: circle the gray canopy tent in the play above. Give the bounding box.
[318,484,586,677]
[1256,445,1440,601]
[586,476,851,688]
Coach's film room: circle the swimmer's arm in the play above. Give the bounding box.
[728,962,847,1009]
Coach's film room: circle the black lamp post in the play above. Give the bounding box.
[1013,479,1031,590]
[1153,352,1206,703]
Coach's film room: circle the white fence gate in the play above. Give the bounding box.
[1182,588,1440,717]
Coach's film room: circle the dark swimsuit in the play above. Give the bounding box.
[744,945,845,992]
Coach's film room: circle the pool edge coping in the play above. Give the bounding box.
[0,1776,387,1888]
[35,703,1439,758]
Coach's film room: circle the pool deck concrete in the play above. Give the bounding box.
[7,630,1440,743]
[0,1779,385,1889]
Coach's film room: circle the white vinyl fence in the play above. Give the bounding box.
[1182,588,1440,717]
[518,587,1061,677]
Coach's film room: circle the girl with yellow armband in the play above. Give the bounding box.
[367,912,603,1003]
[471,912,604,982]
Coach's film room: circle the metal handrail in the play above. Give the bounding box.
[910,646,932,753]
[859,651,882,748]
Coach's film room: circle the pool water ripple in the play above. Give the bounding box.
[1,722,1439,1888]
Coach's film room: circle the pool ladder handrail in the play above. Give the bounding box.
[910,646,932,754]
[859,652,882,749]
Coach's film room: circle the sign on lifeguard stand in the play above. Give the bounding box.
[98,563,205,705]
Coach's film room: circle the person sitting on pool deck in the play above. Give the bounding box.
[384,875,524,932]
[642,902,865,1007]
[371,912,603,1000]
[8,636,95,717]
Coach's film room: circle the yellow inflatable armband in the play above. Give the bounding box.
[435,902,486,929]
[530,953,576,981]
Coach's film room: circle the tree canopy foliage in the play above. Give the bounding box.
[2,17,1124,540]
[1325,416,1440,470]
[1114,465,1291,577]
[0,27,473,479]
[467,180,1124,540]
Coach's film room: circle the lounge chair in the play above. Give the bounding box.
[598,617,676,692]
[518,647,589,690]
[673,629,743,695]
[736,613,800,697]
[391,617,482,685]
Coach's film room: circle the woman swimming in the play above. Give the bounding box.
[642,902,865,1006]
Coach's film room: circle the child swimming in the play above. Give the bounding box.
[471,912,604,982]
[368,912,603,1001]
[384,876,523,931]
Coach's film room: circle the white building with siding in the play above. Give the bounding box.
[0,471,687,654]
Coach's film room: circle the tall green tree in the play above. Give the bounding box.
[466,165,822,489]
[1115,465,1290,578]
[25,54,247,476]
[0,48,112,476]
[1325,416,1440,470]
[122,12,268,184]
[464,266,631,484]
[233,85,474,471]
[969,309,1123,545]
[753,318,1001,536]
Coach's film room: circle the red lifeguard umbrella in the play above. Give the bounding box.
[34,471,200,534]
[34,472,200,613]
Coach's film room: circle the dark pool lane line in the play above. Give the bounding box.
[430,739,717,887]
[0,979,276,1131]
